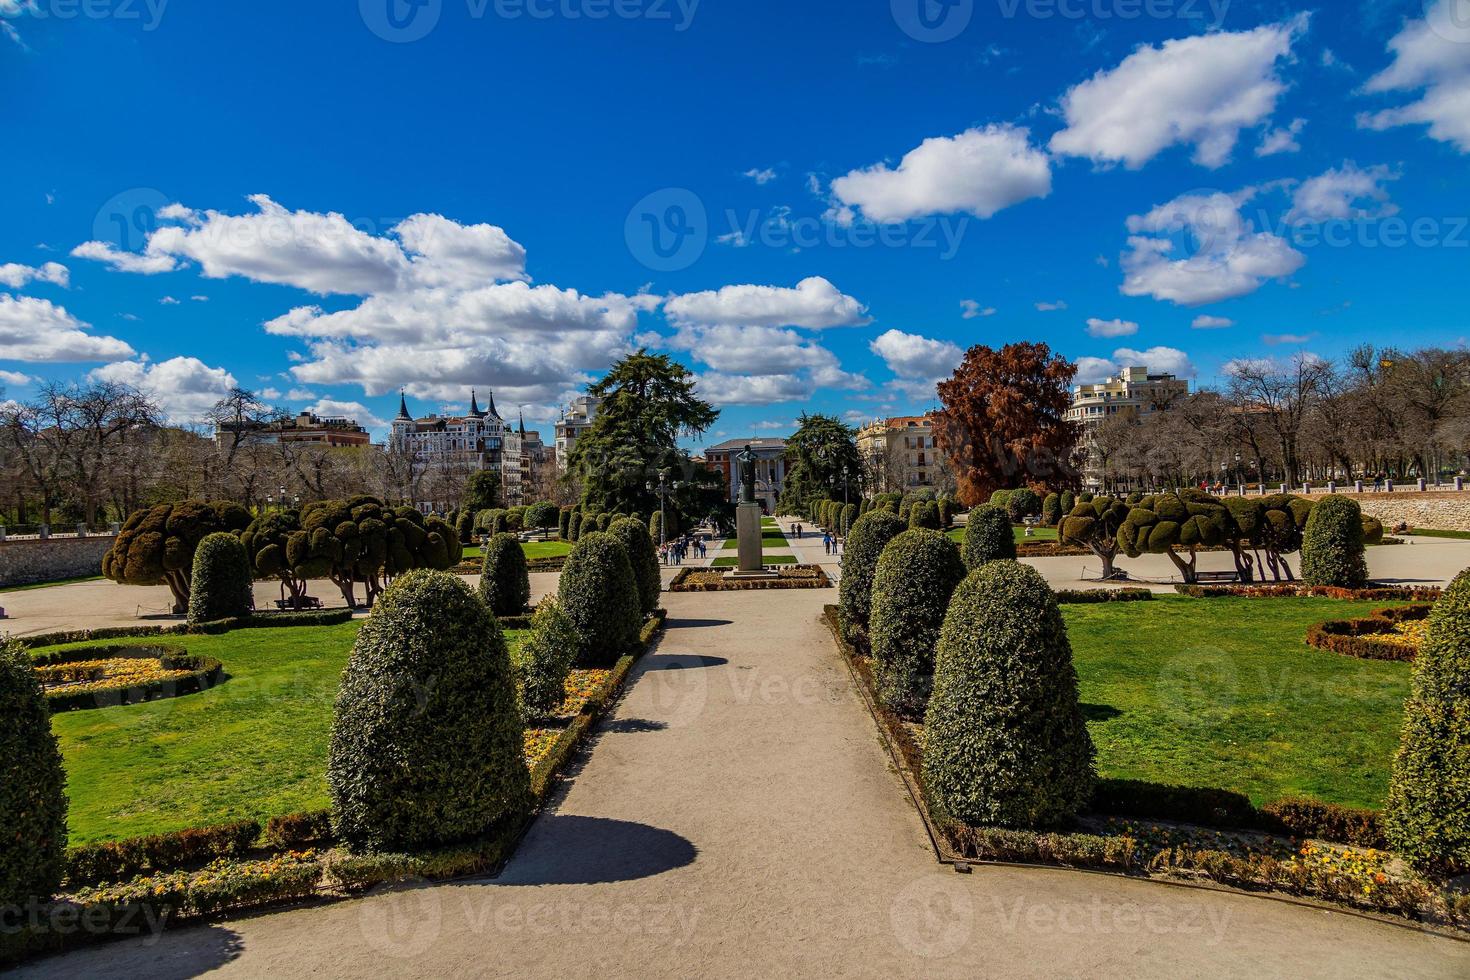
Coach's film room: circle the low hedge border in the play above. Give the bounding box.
[14,608,354,650]
[820,604,1467,930]
[1305,604,1431,662]
[1175,583,1442,601]
[3,608,670,968]
[33,644,224,712]
[667,565,833,591]
[1054,588,1155,604]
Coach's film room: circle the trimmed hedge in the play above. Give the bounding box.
[609,517,661,616]
[1054,588,1154,604]
[328,570,529,853]
[908,500,941,530]
[1306,605,1430,661]
[1041,492,1061,526]
[1174,583,1441,601]
[558,532,643,664]
[0,638,67,908]
[65,820,260,887]
[1301,494,1368,589]
[514,598,578,717]
[1006,488,1040,524]
[34,644,223,712]
[186,531,254,625]
[263,810,335,850]
[558,507,573,540]
[838,510,907,641]
[1387,569,1470,875]
[961,504,1015,569]
[14,608,355,650]
[478,533,531,617]
[924,561,1095,829]
[869,529,967,716]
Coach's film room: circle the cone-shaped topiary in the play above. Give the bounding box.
[648,510,664,545]
[1300,494,1368,589]
[609,517,661,616]
[1385,568,1470,874]
[515,598,578,718]
[478,533,530,616]
[1060,490,1075,515]
[923,561,1096,829]
[841,502,859,536]
[558,506,573,540]
[839,510,908,642]
[1041,493,1061,527]
[0,638,68,908]
[328,570,528,853]
[558,531,642,663]
[186,531,254,624]
[962,505,1015,569]
[568,510,583,542]
[870,529,968,716]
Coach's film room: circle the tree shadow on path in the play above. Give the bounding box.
[491,815,697,886]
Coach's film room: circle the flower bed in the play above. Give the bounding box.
[1306,604,1432,661]
[1054,588,1155,604]
[668,564,832,591]
[1175,583,1442,601]
[32,644,223,712]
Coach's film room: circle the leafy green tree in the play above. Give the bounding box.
[923,561,1095,828]
[328,571,528,852]
[1058,495,1129,578]
[558,532,643,663]
[1386,569,1470,874]
[479,533,530,616]
[870,529,967,716]
[461,469,501,514]
[778,413,861,516]
[0,638,67,907]
[1006,488,1040,523]
[299,497,461,608]
[962,505,1016,568]
[102,500,253,612]
[525,501,558,535]
[1300,494,1370,588]
[839,510,907,642]
[187,531,254,624]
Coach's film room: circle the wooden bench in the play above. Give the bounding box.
[1194,571,1238,584]
[275,596,324,611]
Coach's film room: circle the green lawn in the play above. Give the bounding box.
[462,539,571,562]
[1064,596,1412,809]
[710,555,797,567]
[945,526,1058,544]
[1406,528,1470,540]
[0,575,104,593]
[720,532,790,550]
[45,623,526,844]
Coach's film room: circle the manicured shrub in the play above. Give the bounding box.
[328,571,528,852]
[908,500,941,531]
[838,510,908,642]
[186,531,254,625]
[1006,488,1040,524]
[1060,490,1076,515]
[525,501,558,534]
[0,638,68,906]
[558,532,642,663]
[1386,569,1470,874]
[103,500,253,613]
[962,504,1015,569]
[936,496,954,528]
[898,497,913,521]
[923,561,1096,829]
[1058,495,1130,579]
[478,533,530,616]
[648,510,664,545]
[558,506,573,540]
[609,517,661,616]
[514,598,578,718]
[869,529,967,716]
[568,510,583,541]
[454,508,474,544]
[989,489,1014,509]
[1301,494,1368,589]
[1041,493,1061,526]
[503,508,525,534]
[840,503,859,536]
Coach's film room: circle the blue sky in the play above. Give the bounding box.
[2,0,1467,446]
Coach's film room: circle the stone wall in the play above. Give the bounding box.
[1343,491,1470,533]
[0,535,114,588]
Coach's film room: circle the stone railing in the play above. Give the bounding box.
[0,534,117,588]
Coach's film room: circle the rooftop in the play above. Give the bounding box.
[705,437,788,453]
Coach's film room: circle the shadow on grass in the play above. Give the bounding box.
[1081,702,1123,722]
[492,815,697,885]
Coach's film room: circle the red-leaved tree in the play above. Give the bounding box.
[934,342,1080,506]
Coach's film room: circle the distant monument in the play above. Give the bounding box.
[733,444,772,578]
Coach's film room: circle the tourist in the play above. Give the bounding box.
[822,532,832,555]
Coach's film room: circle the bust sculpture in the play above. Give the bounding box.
[736,444,757,505]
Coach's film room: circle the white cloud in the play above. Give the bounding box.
[0,294,136,362]
[1263,332,1315,345]
[960,299,995,319]
[667,324,851,377]
[751,419,793,431]
[664,276,868,330]
[305,398,385,430]
[829,124,1052,223]
[1257,118,1307,156]
[1192,315,1235,329]
[0,369,32,386]
[1285,162,1399,224]
[1086,317,1139,338]
[1359,0,1470,152]
[1078,346,1197,384]
[159,295,181,305]
[869,329,964,381]
[1050,16,1307,168]
[89,356,236,423]
[69,241,180,275]
[0,261,68,289]
[695,372,813,407]
[191,295,209,302]
[1074,356,1120,385]
[1121,189,1305,306]
[285,387,319,401]
[1035,300,1068,312]
[743,167,778,185]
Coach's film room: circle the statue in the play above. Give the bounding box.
[736,444,757,505]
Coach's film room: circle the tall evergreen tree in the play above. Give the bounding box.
[778,413,862,516]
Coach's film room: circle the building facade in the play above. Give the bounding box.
[214,411,372,449]
[1066,366,1189,488]
[390,390,524,502]
[703,437,788,513]
[554,394,601,469]
[857,414,939,492]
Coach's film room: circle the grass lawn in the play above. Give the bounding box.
[945,526,1058,544]
[44,623,526,844]
[0,575,104,593]
[1407,528,1470,540]
[719,532,790,550]
[1063,596,1412,810]
[523,540,572,560]
[710,555,797,566]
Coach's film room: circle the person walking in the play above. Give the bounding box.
[822,532,832,555]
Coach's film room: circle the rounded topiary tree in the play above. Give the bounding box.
[187,531,254,624]
[515,598,579,718]
[558,506,573,541]
[909,500,941,531]
[503,508,525,534]
[103,500,253,613]
[558,531,642,663]
[0,638,68,908]
[1385,569,1470,874]
[1060,490,1076,515]
[923,561,1095,829]
[840,503,859,536]
[455,508,474,545]
[1006,488,1040,524]
[1058,495,1129,579]
[1300,494,1368,589]
[936,496,954,529]
[240,511,325,610]
[568,510,583,542]
[989,489,1013,510]
[525,501,558,536]
[478,533,530,616]
[962,504,1015,569]
[328,570,528,853]
[1041,493,1061,527]
[609,516,661,616]
[838,510,908,643]
[870,529,967,716]
[648,510,664,545]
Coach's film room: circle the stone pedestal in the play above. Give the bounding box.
[733,502,774,578]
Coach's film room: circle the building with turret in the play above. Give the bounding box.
[390,390,524,502]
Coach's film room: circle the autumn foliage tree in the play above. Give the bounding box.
[934,343,1080,507]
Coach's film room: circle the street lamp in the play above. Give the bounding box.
[646,470,685,548]
[277,485,286,514]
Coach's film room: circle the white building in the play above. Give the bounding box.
[554,394,601,468]
[390,390,523,502]
[1066,366,1189,488]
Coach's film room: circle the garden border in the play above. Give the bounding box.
[32,643,224,712]
[11,608,354,650]
[1305,605,1431,662]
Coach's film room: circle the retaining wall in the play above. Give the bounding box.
[1344,490,1470,533]
[0,535,114,588]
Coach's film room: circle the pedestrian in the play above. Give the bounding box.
[823,532,832,555]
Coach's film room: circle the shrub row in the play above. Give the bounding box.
[262,810,336,850]
[15,608,354,650]
[1305,605,1431,662]
[40,647,223,713]
[1174,583,1442,601]
[1053,588,1155,604]
[667,566,833,591]
[65,820,261,887]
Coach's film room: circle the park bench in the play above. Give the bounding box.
[275,596,324,611]
[1194,570,1239,584]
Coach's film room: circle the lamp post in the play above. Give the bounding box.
[646,470,684,548]
[277,485,286,514]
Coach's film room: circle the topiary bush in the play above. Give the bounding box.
[648,510,664,545]
[908,500,940,531]
[1060,490,1075,515]
[1300,494,1368,589]
[838,510,908,643]
[1385,568,1470,874]
[0,637,68,908]
[568,510,583,542]
[962,505,1015,569]
[1006,488,1040,524]
[103,500,253,613]
[525,501,558,535]
[923,561,1096,829]
[187,531,254,625]
[557,531,643,663]
[869,529,967,716]
[609,517,661,616]
[558,506,573,540]
[936,496,954,529]
[841,503,859,536]
[478,533,530,617]
[989,489,1014,509]
[514,598,578,718]
[1041,493,1061,527]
